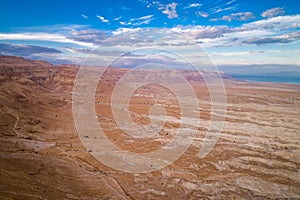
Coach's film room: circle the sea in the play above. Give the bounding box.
[219,65,300,85]
[229,75,300,84]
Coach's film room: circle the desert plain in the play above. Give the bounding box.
[0,55,300,199]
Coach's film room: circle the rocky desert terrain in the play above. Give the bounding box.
[0,55,300,199]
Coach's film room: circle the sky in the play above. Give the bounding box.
[0,0,300,80]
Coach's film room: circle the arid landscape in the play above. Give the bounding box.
[0,55,299,199]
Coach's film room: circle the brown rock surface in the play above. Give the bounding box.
[0,55,299,199]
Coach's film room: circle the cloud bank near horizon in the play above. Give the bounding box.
[0,1,299,68]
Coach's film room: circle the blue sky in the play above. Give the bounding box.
[0,0,299,30]
[0,0,299,72]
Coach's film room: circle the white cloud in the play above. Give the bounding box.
[114,16,122,21]
[170,25,231,40]
[146,1,164,10]
[112,28,142,35]
[138,15,153,20]
[196,11,209,18]
[184,3,202,9]
[211,12,255,22]
[162,2,178,19]
[11,24,90,34]
[40,15,299,49]
[119,15,154,26]
[261,7,285,18]
[242,15,300,31]
[78,15,300,48]
[198,29,274,48]
[81,14,88,19]
[70,29,110,45]
[157,4,165,10]
[164,15,300,48]
[211,6,237,14]
[225,0,237,6]
[2,14,299,66]
[210,50,279,57]
[242,31,300,45]
[120,21,128,25]
[0,33,95,47]
[96,15,109,23]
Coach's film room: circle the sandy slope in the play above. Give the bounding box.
[0,56,299,199]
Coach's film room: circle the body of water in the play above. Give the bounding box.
[219,65,300,85]
[231,75,300,84]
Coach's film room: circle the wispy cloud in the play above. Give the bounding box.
[242,31,300,45]
[196,11,209,18]
[211,12,255,22]
[114,16,122,21]
[210,6,237,14]
[201,15,300,48]
[1,6,299,67]
[138,15,154,20]
[112,28,142,35]
[120,5,131,10]
[145,1,164,10]
[210,50,269,57]
[69,29,110,45]
[11,24,90,34]
[96,15,109,23]
[184,3,202,9]
[242,15,300,31]
[162,2,178,19]
[81,14,88,19]
[0,32,95,47]
[119,15,154,26]
[4,15,298,49]
[225,0,237,6]
[170,25,231,39]
[261,7,285,19]
[60,15,300,49]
